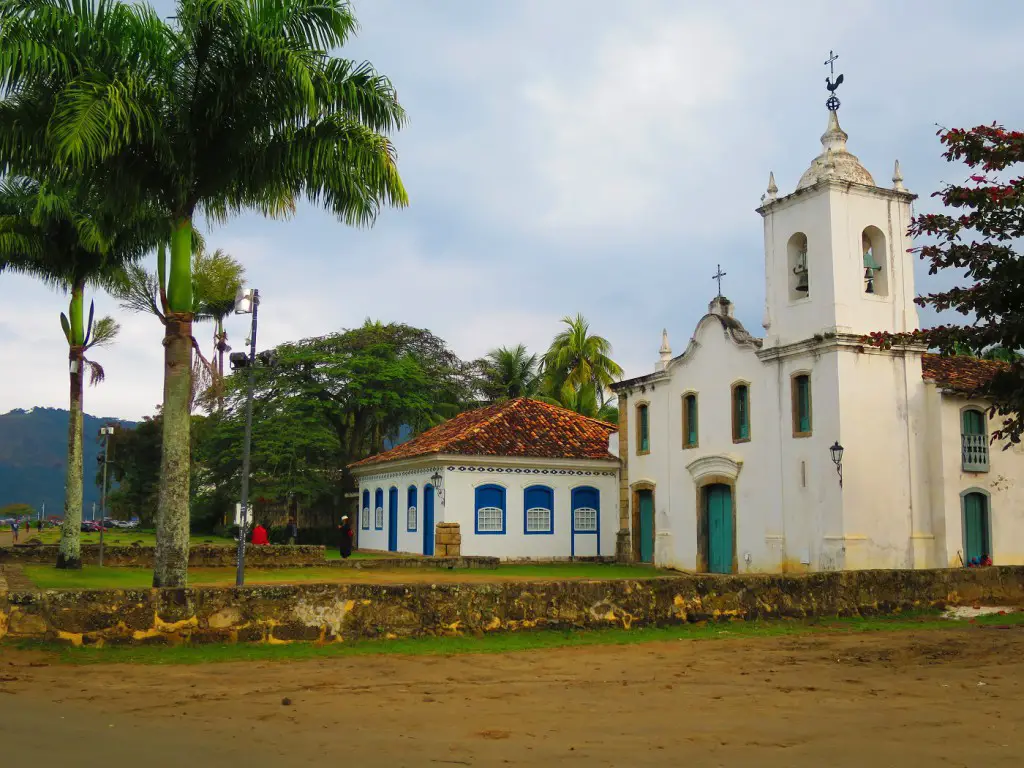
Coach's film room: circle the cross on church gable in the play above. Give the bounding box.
[712,264,727,297]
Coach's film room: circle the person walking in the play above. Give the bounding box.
[286,515,298,546]
[337,516,353,559]
[11,519,18,544]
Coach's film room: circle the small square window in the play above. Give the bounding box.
[574,506,597,532]
[477,506,503,532]
[526,507,552,533]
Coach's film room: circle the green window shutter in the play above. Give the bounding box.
[686,396,698,446]
[962,409,984,436]
[640,406,649,452]
[737,386,749,439]
[797,377,811,433]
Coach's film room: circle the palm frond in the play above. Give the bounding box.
[84,315,120,350]
[84,358,105,386]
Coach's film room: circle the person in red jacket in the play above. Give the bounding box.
[251,523,270,546]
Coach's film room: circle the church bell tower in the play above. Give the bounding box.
[756,54,919,348]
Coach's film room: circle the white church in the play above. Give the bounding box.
[610,88,1024,573]
[350,73,1022,572]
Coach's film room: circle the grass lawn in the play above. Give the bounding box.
[23,562,670,590]
[15,610,1024,666]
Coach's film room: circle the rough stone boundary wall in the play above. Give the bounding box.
[2,567,1023,646]
[0,544,326,569]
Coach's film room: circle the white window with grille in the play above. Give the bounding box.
[476,506,503,533]
[375,506,384,529]
[526,507,552,533]
[361,506,370,529]
[574,506,597,532]
[407,506,417,531]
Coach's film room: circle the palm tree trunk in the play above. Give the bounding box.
[56,280,86,569]
[153,218,194,587]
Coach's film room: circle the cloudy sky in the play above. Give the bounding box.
[2,0,1023,421]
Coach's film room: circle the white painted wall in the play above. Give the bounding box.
[355,468,441,556]
[356,458,618,559]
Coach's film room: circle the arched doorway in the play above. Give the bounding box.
[962,491,991,563]
[703,483,733,573]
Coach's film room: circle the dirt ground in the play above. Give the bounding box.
[1,625,1022,767]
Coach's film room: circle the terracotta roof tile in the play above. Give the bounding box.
[349,398,617,468]
[921,353,1007,394]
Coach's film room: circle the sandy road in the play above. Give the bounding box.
[1,625,1023,767]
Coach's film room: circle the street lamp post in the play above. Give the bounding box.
[98,425,115,567]
[232,287,260,587]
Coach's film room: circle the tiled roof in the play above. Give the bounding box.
[921,353,1007,394]
[349,398,617,468]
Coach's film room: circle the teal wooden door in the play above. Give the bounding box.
[638,490,654,563]
[706,484,733,574]
[963,493,988,561]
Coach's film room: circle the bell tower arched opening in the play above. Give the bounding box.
[862,225,888,297]
[787,232,809,300]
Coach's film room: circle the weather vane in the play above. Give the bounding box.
[824,50,844,112]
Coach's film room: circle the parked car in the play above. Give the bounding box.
[80,521,101,532]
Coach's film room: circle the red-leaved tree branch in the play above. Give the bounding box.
[868,124,1024,445]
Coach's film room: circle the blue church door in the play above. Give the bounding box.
[423,485,435,556]
[387,487,399,551]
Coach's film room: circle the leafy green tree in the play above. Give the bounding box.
[197,321,476,523]
[868,124,1024,442]
[0,177,148,568]
[104,418,162,526]
[541,314,623,416]
[480,344,541,401]
[1,0,408,584]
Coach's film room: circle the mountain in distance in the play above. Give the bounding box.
[0,407,136,517]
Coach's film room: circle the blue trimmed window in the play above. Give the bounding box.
[572,486,599,533]
[475,484,506,534]
[361,489,370,530]
[407,485,418,531]
[524,485,554,534]
[374,488,384,529]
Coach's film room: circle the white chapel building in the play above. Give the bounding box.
[610,98,1024,573]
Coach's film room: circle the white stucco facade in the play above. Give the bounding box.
[612,105,1024,573]
[352,455,619,560]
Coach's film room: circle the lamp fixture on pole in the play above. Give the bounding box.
[233,287,260,587]
[830,441,844,488]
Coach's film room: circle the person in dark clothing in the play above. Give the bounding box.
[286,516,298,546]
[338,516,354,559]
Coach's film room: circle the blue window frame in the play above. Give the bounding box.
[361,489,370,530]
[374,488,384,530]
[523,485,554,534]
[474,484,506,534]
[407,485,418,532]
[571,486,600,551]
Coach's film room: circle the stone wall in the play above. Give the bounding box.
[434,522,461,557]
[0,544,326,569]
[2,566,1023,646]
[328,556,497,570]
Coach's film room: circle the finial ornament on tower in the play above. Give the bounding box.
[765,171,778,202]
[824,49,844,112]
[892,159,906,191]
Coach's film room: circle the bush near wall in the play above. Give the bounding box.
[0,544,326,568]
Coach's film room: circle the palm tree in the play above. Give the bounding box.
[1,0,408,586]
[541,314,624,412]
[193,248,246,404]
[481,345,540,401]
[0,177,145,568]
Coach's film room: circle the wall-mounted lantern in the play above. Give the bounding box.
[830,441,844,488]
[429,469,446,505]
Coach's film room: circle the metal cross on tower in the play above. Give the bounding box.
[712,264,727,297]
[824,50,844,112]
